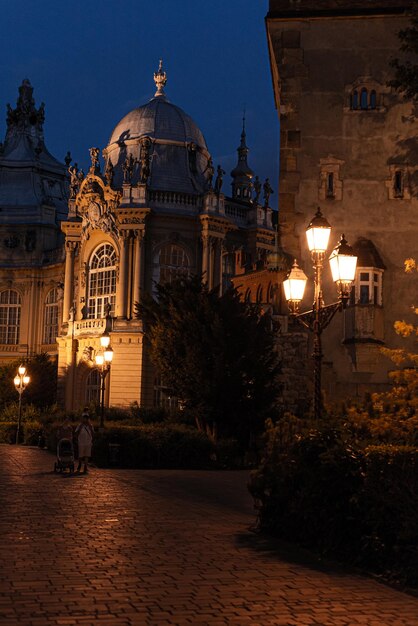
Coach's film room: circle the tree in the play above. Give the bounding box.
[137,276,281,445]
[0,353,57,411]
[389,2,418,102]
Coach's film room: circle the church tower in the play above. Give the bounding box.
[266,1,418,399]
[230,116,254,200]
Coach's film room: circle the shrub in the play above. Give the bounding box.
[0,421,16,443]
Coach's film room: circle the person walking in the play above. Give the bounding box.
[75,409,94,473]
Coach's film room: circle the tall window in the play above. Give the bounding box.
[154,243,190,286]
[44,288,59,344]
[222,253,235,292]
[85,369,100,404]
[0,290,21,344]
[87,244,116,319]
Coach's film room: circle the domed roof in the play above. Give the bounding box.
[105,62,210,195]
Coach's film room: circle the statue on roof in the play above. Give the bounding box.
[139,137,152,184]
[68,164,79,199]
[154,59,167,97]
[205,158,215,190]
[215,165,225,194]
[104,159,114,187]
[263,178,274,208]
[89,147,100,173]
[122,153,135,184]
[253,176,262,204]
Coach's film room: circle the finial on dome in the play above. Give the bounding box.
[154,59,167,97]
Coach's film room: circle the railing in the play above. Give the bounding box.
[148,190,199,207]
[225,204,248,225]
[73,318,106,336]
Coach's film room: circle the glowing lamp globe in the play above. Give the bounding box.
[329,235,357,284]
[283,260,308,308]
[306,208,331,253]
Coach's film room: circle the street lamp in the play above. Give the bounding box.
[283,208,357,420]
[14,365,30,444]
[95,331,113,429]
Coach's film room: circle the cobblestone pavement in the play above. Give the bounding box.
[0,446,417,626]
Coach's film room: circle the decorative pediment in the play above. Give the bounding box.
[75,173,121,242]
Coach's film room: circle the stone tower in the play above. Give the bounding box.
[266,1,418,399]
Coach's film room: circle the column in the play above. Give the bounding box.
[62,241,76,324]
[201,234,210,284]
[132,230,145,312]
[116,231,129,318]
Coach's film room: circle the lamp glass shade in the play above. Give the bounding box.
[283,260,308,303]
[95,354,104,367]
[104,347,114,363]
[18,365,26,376]
[306,208,331,253]
[329,235,358,283]
[100,333,110,348]
[14,375,20,387]
[23,376,30,385]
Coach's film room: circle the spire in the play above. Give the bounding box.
[154,59,167,97]
[5,79,45,142]
[230,110,254,201]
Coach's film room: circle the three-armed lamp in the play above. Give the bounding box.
[14,365,30,444]
[283,208,358,419]
[95,331,113,429]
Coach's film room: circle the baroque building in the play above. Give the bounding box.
[265,0,418,401]
[0,65,276,410]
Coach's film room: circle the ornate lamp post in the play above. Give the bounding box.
[95,331,113,429]
[283,208,357,420]
[14,365,30,444]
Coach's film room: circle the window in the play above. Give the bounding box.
[154,244,190,286]
[360,88,368,110]
[85,369,100,404]
[43,288,59,344]
[351,90,358,110]
[222,253,235,292]
[0,290,21,344]
[394,170,403,198]
[354,269,382,305]
[326,172,334,198]
[153,375,178,410]
[370,90,377,109]
[87,244,116,319]
[256,286,264,303]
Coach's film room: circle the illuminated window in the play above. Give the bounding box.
[87,244,116,319]
[85,369,100,404]
[43,288,59,344]
[354,269,382,305]
[154,244,190,286]
[0,290,21,344]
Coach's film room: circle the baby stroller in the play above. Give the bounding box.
[54,438,75,473]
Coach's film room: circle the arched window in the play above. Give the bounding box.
[360,88,368,110]
[370,90,377,109]
[326,172,334,197]
[87,244,117,319]
[154,243,190,286]
[0,290,21,344]
[85,369,100,404]
[351,90,358,110]
[244,288,251,303]
[256,286,264,303]
[43,288,59,344]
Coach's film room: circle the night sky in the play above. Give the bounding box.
[0,0,279,207]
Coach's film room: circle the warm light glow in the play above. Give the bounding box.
[104,347,113,363]
[100,332,111,349]
[14,375,20,388]
[18,365,26,376]
[23,376,30,385]
[95,354,104,367]
[283,259,308,304]
[306,208,331,253]
[329,235,358,283]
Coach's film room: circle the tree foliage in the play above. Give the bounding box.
[389,2,418,102]
[0,353,57,411]
[137,276,281,445]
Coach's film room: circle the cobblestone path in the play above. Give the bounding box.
[0,446,417,626]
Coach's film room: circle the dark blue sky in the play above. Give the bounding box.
[0,0,279,207]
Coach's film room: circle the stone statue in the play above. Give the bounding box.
[139,137,152,184]
[64,151,72,167]
[253,176,262,204]
[123,154,135,184]
[68,163,79,199]
[77,168,85,183]
[205,158,215,189]
[188,142,197,173]
[104,159,114,186]
[263,177,274,207]
[89,147,100,173]
[247,180,253,201]
[214,165,225,194]
[104,301,112,318]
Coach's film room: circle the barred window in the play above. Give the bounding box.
[87,244,116,319]
[43,288,59,344]
[0,290,21,345]
[154,244,190,286]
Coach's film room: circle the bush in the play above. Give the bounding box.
[0,421,17,443]
[249,416,418,587]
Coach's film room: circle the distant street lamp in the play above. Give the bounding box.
[14,365,30,444]
[95,331,113,429]
[283,208,357,420]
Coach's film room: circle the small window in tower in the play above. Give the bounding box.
[360,285,370,304]
[360,88,368,110]
[326,173,334,198]
[236,188,241,197]
[370,90,377,109]
[394,171,403,197]
[351,90,358,110]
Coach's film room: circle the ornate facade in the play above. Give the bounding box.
[266,0,418,400]
[0,66,276,410]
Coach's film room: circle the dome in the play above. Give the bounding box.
[105,63,211,195]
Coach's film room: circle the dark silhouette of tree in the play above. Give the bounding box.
[0,353,57,411]
[137,276,281,446]
[389,2,418,102]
